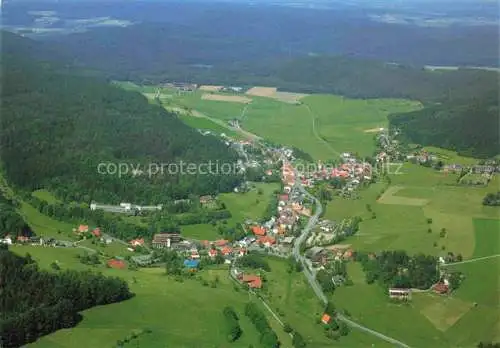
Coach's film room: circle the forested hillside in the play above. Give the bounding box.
[0,193,32,239]
[389,92,500,158]
[35,23,498,103]
[0,32,241,204]
[0,248,133,347]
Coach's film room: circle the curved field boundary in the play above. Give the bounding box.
[377,186,429,206]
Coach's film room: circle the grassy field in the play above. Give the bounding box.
[333,215,500,347]
[304,95,422,158]
[13,246,284,348]
[181,182,280,240]
[262,257,395,348]
[327,163,500,258]
[120,82,421,160]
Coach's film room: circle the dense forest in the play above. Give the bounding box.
[0,31,242,205]
[0,248,133,347]
[0,193,32,239]
[389,92,500,158]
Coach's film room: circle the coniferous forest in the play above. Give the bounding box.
[0,31,242,205]
[0,248,133,347]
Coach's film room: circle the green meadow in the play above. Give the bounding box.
[14,246,287,348]
[142,83,422,160]
[263,257,394,348]
[333,215,500,348]
[181,182,280,240]
[327,163,500,258]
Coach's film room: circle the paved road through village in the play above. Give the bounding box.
[290,166,412,348]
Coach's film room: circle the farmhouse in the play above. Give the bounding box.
[240,274,262,289]
[321,313,331,325]
[108,259,126,269]
[129,238,145,247]
[388,288,412,300]
[432,281,449,294]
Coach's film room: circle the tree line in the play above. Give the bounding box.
[482,192,500,206]
[0,248,133,347]
[356,250,439,290]
[222,306,242,342]
[244,302,280,348]
[0,193,32,239]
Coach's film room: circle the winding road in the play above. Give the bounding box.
[290,164,412,347]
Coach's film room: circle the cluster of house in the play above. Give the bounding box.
[298,153,371,192]
[0,234,43,246]
[162,82,198,92]
[305,219,337,246]
[306,245,354,268]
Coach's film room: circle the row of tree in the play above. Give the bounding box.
[239,254,271,272]
[222,306,242,342]
[0,248,133,347]
[356,250,439,290]
[244,302,280,348]
[482,192,500,206]
[0,193,32,239]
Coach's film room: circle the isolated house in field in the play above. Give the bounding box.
[107,259,126,269]
[321,313,331,325]
[388,288,412,300]
[241,274,262,289]
[432,281,449,294]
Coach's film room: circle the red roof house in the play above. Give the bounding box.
[78,225,89,233]
[17,236,29,243]
[251,226,266,236]
[107,259,126,269]
[221,246,233,256]
[92,228,101,237]
[432,282,449,294]
[242,275,262,289]
[279,194,289,202]
[321,314,331,324]
[215,239,229,247]
[130,238,145,246]
[208,249,218,258]
[258,236,276,246]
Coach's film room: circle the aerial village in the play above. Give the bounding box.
[2,126,477,299]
